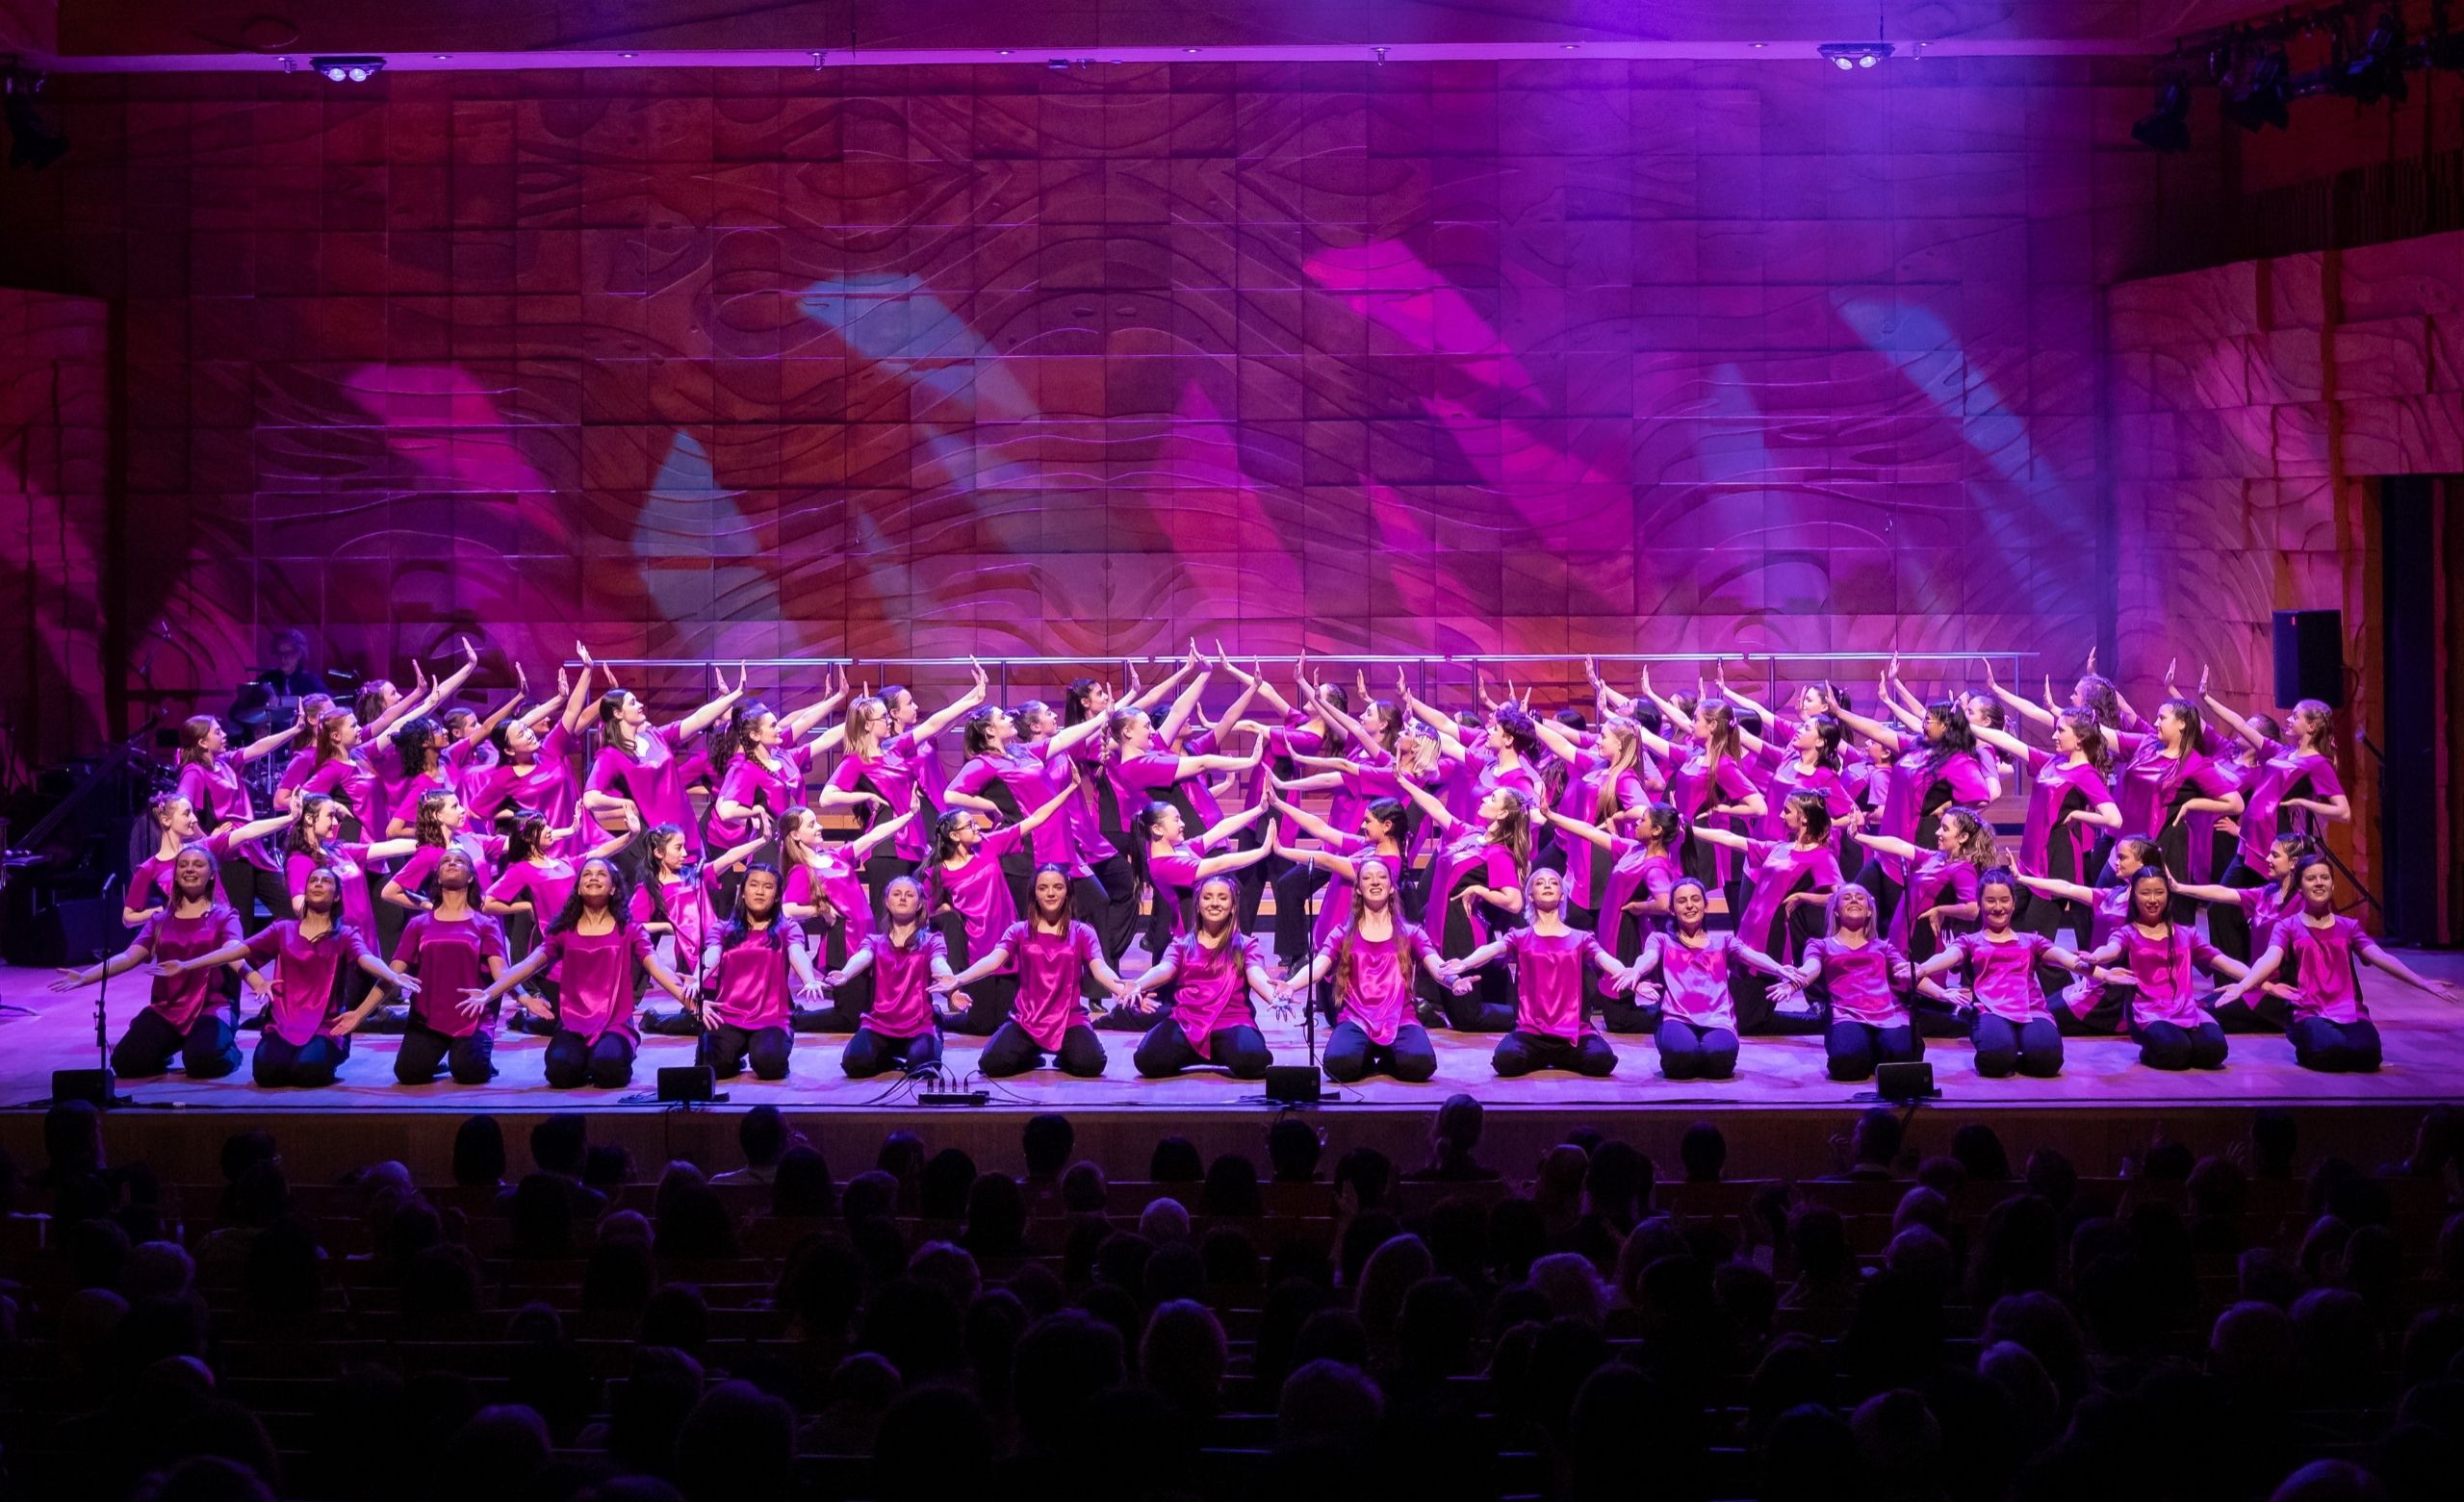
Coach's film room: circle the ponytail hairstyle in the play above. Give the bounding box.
[1823,880,1881,937]
[1923,700,1977,762]
[1359,699,1403,754]
[502,807,553,865]
[299,692,335,725]
[1395,720,1441,779]
[1361,797,1409,855]
[1027,861,1076,934]
[413,790,456,849]
[1635,801,1683,857]
[1629,702,1666,738]
[2074,675,2122,727]
[1938,804,2001,871]
[962,706,1009,758]
[547,855,632,936]
[2156,698,2207,756]
[1126,801,1174,895]
[1962,692,2006,734]
[1801,712,1846,773]
[929,807,978,866]
[1014,700,1058,741]
[149,792,192,832]
[1332,855,1413,1002]
[1491,704,1544,765]
[2270,832,2319,904]
[489,713,531,761]
[177,715,219,767]
[313,708,359,768]
[1592,719,1643,826]
[2057,707,2114,777]
[1668,691,1702,729]
[1554,707,1589,733]
[842,694,891,761]
[596,689,639,756]
[2112,835,2166,878]
[441,707,478,744]
[1063,677,1106,727]
[2289,699,2337,761]
[638,823,687,931]
[354,681,396,727]
[1694,700,1743,791]
[286,795,339,859]
[2288,852,2335,902]
[722,861,786,952]
[1103,705,1151,758]
[393,715,445,783]
[1783,789,1833,847]
[1482,789,1535,882]
[2242,713,2283,759]
[719,700,776,781]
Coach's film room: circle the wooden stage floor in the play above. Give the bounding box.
[4,950,2460,1116]
[4,951,2459,1185]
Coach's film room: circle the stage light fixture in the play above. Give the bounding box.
[310,55,386,84]
[2131,76,2194,152]
[1818,42,1894,71]
[2223,48,2292,131]
[3,69,67,170]
[2335,12,2408,105]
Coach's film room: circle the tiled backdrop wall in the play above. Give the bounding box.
[3,57,2209,731]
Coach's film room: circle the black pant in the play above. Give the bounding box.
[2214,989,2291,1034]
[1598,994,1656,1033]
[2209,862,2271,962]
[218,853,291,936]
[980,1021,1107,1078]
[937,918,1014,1037]
[2134,1019,2228,1071]
[253,1031,348,1087]
[1826,1021,1920,1082]
[544,1030,635,1089]
[842,1026,943,1078]
[113,1007,242,1080]
[1423,894,1516,1031]
[1271,862,1330,964]
[1493,1030,1616,1078]
[396,1022,495,1084]
[1322,1021,1437,1083]
[790,916,871,1032]
[2289,1016,2381,1072]
[1133,1020,1270,1079]
[1971,1015,2064,1078]
[709,1023,791,1080]
[1656,1019,1738,1080]
[1087,853,1142,968]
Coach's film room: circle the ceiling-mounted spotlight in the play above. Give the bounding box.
[2131,76,2194,152]
[309,55,386,84]
[1818,42,1894,71]
[2335,12,2408,105]
[3,67,68,171]
[2222,48,2291,131]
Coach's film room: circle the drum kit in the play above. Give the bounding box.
[225,667,361,799]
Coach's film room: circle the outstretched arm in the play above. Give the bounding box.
[2357,938,2464,1003]
[671,665,749,740]
[2015,872,2094,905]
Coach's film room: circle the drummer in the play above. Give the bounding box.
[258,629,321,700]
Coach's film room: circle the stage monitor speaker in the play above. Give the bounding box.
[1263,1065,1322,1106]
[2272,609,2344,707]
[656,1066,721,1104]
[51,1069,119,1109]
[1876,1061,1938,1104]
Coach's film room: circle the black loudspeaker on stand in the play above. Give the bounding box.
[2272,609,2343,707]
[50,876,133,1108]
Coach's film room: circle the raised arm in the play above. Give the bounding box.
[1821,689,1909,753]
[1980,657,2059,731]
[1538,805,1617,853]
[782,668,850,741]
[237,715,307,764]
[1851,830,1919,862]
[908,665,990,745]
[1152,652,1213,746]
[1691,825,1755,853]
[1394,669,1467,757]
[561,652,597,736]
[670,665,749,740]
[1388,772,1460,837]
[2015,872,2095,905]
[1195,799,1270,849]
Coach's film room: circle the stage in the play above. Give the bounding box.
[5,951,2460,1187]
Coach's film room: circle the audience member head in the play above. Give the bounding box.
[1679,1122,1726,1184]
[735,1106,787,1170]
[529,1115,587,1179]
[1950,1123,2011,1181]
[451,1116,506,1188]
[771,1145,835,1217]
[1022,1113,1074,1179]
[1149,1136,1203,1183]
[1268,1118,1323,1182]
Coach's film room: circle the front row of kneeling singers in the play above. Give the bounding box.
[56,839,2459,1091]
